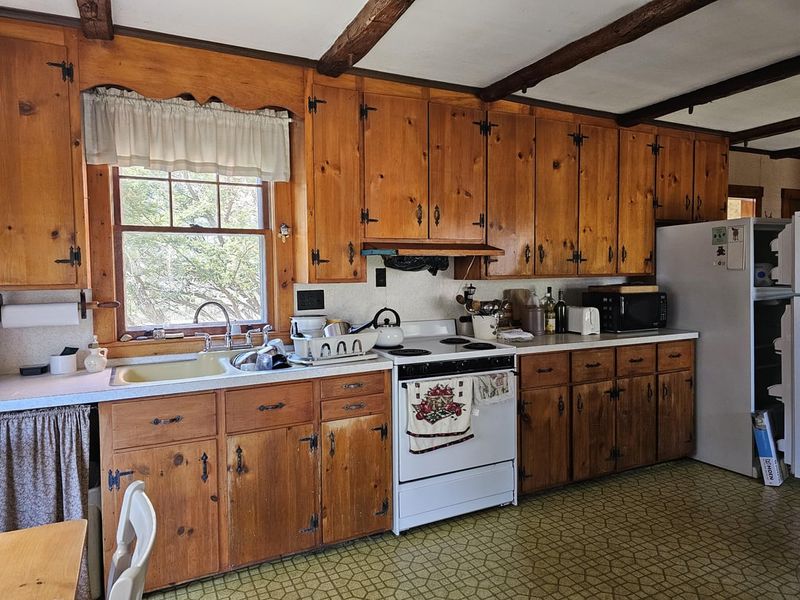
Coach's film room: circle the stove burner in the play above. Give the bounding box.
[388,348,432,357]
[439,337,470,344]
[462,342,496,350]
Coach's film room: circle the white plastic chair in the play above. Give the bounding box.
[106,480,157,600]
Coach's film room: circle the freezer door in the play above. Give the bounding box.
[790,299,800,473]
[770,220,795,287]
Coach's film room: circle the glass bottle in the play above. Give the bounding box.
[543,287,556,334]
[555,290,567,333]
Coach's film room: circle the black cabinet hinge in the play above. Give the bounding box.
[46,60,73,82]
[473,120,497,136]
[308,96,327,113]
[359,104,377,120]
[361,208,379,224]
[567,249,587,264]
[371,423,388,440]
[375,497,390,516]
[311,249,330,266]
[300,433,318,452]
[647,143,663,156]
[299,513,319,534]
[472,213,485,228]
[569,132,588,146]
[54,246,81,267]
[107,468,134,491]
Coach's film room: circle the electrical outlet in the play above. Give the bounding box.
[297,290,324,311]
[375,268,387,288]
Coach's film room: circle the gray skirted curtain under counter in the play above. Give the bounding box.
[0,405,91,600]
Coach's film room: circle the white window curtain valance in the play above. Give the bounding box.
[82,87,291,181]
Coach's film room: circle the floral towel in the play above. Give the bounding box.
[473,373,514,405]
[406,378,473,454]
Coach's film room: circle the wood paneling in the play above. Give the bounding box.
[319,371,386,399]
[616,344,656,377]
[578,123,618,274]
[0,36,80,286]
[616,375,657,471]
[572,381,616,481]
[519,352,570,389]
[309,84,364,281]
[111,392,217,449]
[225,382,313,434]
[657,340,694,372]
[363,93,428,240]
[656,131,694,221]
[518,386,570,493]
[571,348,616,383]
[110,440,220,590]
[321,413,391,544]
[618,129,655,274]
[535,117,578,275]
[429,103,486,242]
[227,424,317,566]
[485,110,535,277]
[693,137,729,221]
[657,370,695,461]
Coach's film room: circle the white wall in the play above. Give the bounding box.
[294,256,624,326]
[729,152,800,217]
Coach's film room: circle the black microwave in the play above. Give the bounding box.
[582,292,667,332]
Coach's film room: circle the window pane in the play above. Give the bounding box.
[219,174,260,185]
[119,178,170,226]
[122,232,265,327]
[119,166,168,179]
[171,170,217,182]
[220,185,262,229]
[172,181,218,228]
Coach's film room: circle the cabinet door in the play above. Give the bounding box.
[429,103,486,242]
[656,132,694,221]
[110,440,219,590]
[321,413,391,543]
[518,386,570,493]
[572,381,616,481]
[535,118,578,275]
[616,375,657,471]
[618,130,655,275]
[0,37,80,286]
[578,123,618,275]
[657,370,695,461]
[310,84,363,281]
[486,110,535,278]
[227,424,317,566]
[363,93,428,240]
[693,138,729,222]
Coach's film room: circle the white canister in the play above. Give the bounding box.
[50,354,77,375]
[472,315,499,340]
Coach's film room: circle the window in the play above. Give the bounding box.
[727,185,763,219]
[114,166,270,332]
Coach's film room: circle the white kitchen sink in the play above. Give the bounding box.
[111,352,238,385]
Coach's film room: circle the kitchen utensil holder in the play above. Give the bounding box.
[310,331,379,361]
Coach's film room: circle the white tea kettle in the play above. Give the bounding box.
[372,307,404,348]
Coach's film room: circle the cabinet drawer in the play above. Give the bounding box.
[571,348,615,383]
[320,372,385,399]
[519,353,569,389]
[658,341,694,372]
[616,344,656,377]
[321,393,388,421]
[226,383,313,433]
[111,393,216,450]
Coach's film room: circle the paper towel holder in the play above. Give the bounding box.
[0,291,120,324]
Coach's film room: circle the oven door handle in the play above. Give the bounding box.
[400,368,517,387]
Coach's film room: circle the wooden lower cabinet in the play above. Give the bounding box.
[616,375,657,471]
[657,370,695,461]
[226,424,318,567]
[518,386,570,493]
[105,440,220,590]
[321,413,391,544]
[572,380,616,481]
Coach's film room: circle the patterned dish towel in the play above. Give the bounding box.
[406,377,473,454]
[473,372,514,405]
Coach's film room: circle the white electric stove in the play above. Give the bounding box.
[373,319,518,534]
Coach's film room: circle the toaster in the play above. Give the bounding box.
[567,306,600,335]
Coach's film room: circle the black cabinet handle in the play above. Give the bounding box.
[524,244,531,264]
[537,367,553,374]
[577,394,584,413]
[329,431,336,457]
[647,383,653,400]
[235,446,244,475]
[685,195,691,211]
[416,204,423,226]
[347,241,355,265]
[433,205,441,227]
[628,357,644,363]
[344,402,367,411]
[663,384,670,398]
[152,415,182,426]
[343,382,364,389]
[200,452,209,483]
[668,352,682,359]
[585,362,601,368]
[258,402,286,411]
[557,397,565,416]
[538,244,545,264]
[621,246,628,263]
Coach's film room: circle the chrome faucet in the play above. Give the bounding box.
[192,301,233,351]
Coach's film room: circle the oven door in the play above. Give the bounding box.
[620,294,662,330]
[397,369,517,483]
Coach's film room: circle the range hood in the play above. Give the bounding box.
[361,242,504,257]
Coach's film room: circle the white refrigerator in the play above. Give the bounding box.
[657,217,800,478]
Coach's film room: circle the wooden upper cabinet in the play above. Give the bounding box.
[693,137,729,222]
[485,110,535,277]
[618,129,656,275]
[429,103,486,242]
[362,93,428,240]
[578,123,618,275]
[656,131,694,221]
[535,117,578,275]
[0,36,85,287]
[310,84,363,281]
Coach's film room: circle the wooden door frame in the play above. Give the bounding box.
[728,184,763,217]
[780,188,800,218]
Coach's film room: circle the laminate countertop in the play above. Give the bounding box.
[508,329,698,354]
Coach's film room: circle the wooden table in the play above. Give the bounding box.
[0,519,87,599]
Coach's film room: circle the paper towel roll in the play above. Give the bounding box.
[0,303,80,328]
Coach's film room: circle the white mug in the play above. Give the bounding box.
[49,354,77,375]
[472,315,498,340]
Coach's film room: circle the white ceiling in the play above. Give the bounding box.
[734,131,800,152]
[3,0,800,151]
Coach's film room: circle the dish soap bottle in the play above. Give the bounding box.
[84,335,108,373]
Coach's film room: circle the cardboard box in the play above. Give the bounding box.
[752,410,787,486]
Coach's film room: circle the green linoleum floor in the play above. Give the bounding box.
[145,460,800,599]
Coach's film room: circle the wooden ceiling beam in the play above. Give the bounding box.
[618,55,800,127]
[76,0,114,40]
[770,146,800,160]
[478,0,717,103]
[729,116,800,145]
[317,0,415,77]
